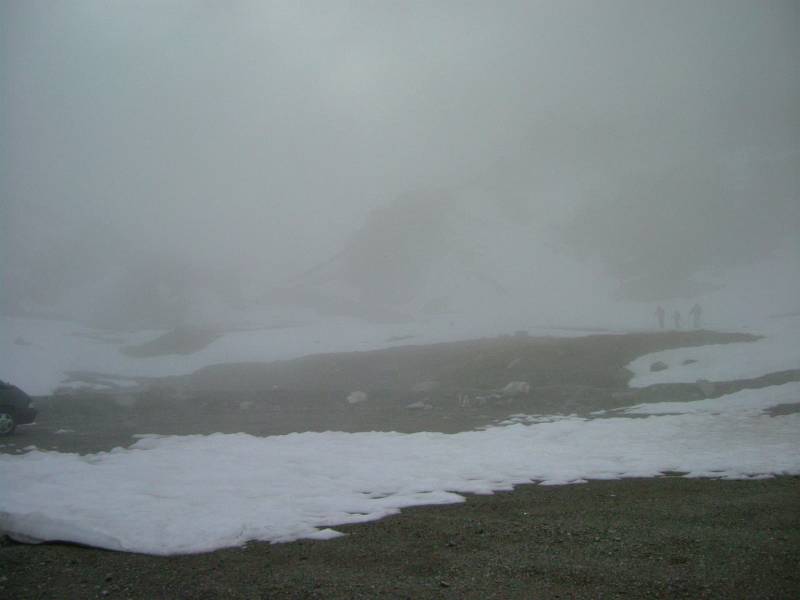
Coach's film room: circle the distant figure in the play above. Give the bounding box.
[673,310,682,330]
[655,306,666,329]
[689,303,703,329]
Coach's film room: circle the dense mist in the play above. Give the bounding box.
[2,0,798,330]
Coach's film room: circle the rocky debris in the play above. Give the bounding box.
[458,392,501,408]
[650,361,669,372]
[502,381,530,396]
[405,401,432,410]
[411,380,438,393]
[346,391,368,405]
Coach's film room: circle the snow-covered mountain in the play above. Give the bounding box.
[268,191,622,330]
[5,184,797,346]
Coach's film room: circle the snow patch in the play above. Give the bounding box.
[1,388,797,555]
[346,391,368,405]
[619,382,800,416]
[627,317,800,388]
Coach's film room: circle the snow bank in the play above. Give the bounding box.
[626,317,800,388]
[619,381,800,416]
[1,387,798,555]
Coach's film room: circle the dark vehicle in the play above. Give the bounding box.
[0,380,37,435]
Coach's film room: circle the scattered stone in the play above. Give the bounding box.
[650,361,669,372]
[502,381,530,396]
[346,391,368,405]
[411,380,438,393]
[406,401,432,410]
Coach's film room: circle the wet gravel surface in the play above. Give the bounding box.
[2,477,798,599]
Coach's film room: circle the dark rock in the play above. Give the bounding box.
[650,361,669,372]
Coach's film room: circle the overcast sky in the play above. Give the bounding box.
[2,1,798,323]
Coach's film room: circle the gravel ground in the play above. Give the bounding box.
[2,477,798,599]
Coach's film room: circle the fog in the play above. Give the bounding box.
[2,0,799,331]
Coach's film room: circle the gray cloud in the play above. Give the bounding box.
[2,1,798,326]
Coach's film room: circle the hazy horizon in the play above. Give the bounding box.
[2,1,798,330]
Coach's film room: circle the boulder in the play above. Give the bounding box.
[406,400,432,410]
[501,381,530,396]
[346,390,368,405]
[650,361,669,372]
[411,380,439,393]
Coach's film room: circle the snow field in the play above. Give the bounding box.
[1,386,798,555]
[626,317,800,388]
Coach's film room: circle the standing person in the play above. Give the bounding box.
[689,303,703,329]
[655,305,666,329]
[673,309,682,330]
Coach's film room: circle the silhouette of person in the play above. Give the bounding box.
[689,303,702,329]
[673,309,682,330]
[655,306,666,329]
